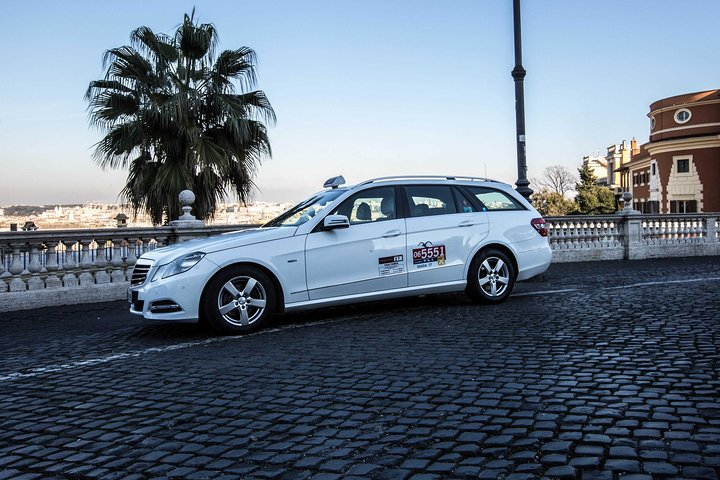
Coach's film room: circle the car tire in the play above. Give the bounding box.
[201,265,276,335]
[466,249,516,304]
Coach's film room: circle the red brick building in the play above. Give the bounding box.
[620,89,720,213]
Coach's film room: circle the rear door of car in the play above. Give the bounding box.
[403,184,489,287]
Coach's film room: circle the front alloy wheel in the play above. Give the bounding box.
[466,249,516,304]
[202,266,275,334]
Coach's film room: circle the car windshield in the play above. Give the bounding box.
[263,189,346,227]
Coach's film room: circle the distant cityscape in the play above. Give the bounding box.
[0,202,295,231]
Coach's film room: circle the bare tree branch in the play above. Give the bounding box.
[532,165,577,196]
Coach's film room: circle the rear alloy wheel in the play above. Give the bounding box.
[466,249,516,304]
[201,266,275,334]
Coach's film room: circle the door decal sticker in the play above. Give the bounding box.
[379,255,404,276]
[412,242,446,269]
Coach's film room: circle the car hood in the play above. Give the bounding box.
[138,227,298,265]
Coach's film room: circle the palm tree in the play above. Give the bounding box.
[86,10,275,224]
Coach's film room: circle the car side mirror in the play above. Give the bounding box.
[321,214,350,231]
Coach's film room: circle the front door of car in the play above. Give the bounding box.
[305,186,407,300]
[403,185,489,287]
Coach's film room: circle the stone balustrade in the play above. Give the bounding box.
[0,225,257,312]
[546,213,719,262]
[1,214,718,312]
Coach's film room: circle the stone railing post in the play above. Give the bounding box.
[618,192,643,260]
[623,216,643,259]
[707,216,719,256]
[708,216,718,240]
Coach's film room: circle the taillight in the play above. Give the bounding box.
[531,218,548,237]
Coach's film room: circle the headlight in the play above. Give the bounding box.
[152,252,205,281]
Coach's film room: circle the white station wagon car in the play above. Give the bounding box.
[129,175,552,334]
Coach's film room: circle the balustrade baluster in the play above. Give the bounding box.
[682,220,690,242]
[94,239,111,284]
[111,239,126,283]
[125,238,140,281]
[0,245,9,292]
[608,221,618,246]
[44,241,62,288]
[670,221,678,242]
[576,222,585,248]
[556,223,566,249]
[8,243,27,292]
[550,222,562,250]
[652,221,659,244]
[592,220,600,248]
[126,239,139,266]
[78,240,94,286]
[574,222,582,248]
[26,243,44,290]
[62,241,79,287]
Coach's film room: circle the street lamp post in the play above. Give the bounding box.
[512,0,533,201]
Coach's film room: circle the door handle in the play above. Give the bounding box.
[458,221,477,227]
[382,229,402,238]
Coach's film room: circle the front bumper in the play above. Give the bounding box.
[128,257,217,322]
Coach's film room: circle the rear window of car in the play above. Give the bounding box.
[465,186,526,211]
[405,185,458,217]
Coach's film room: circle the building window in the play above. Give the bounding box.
[670,200,697,213]
[651,163,656,176]
[674,108,692,124]
[650,116,656,130]
[676,158,690,173]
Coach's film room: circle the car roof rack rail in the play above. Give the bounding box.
[356,175,500,187]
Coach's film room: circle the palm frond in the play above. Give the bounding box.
[212,48,258,91]
[130,26,178,63]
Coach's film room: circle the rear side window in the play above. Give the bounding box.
[405,185,457,217]
[465,186,525,211]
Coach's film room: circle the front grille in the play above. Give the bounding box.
[130,262,152,286]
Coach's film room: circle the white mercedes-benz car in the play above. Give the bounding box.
[129,175,552,334]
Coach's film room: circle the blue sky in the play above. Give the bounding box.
[1,0,718,205]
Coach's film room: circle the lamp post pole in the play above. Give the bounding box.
[512,0,533,201]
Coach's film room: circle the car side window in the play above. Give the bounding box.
[331,187,396,225]
[405,185,458,217]
[466,186,525,211]
[452,187,478,213]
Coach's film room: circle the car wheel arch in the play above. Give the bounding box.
[465,243,518,281]
[200,262,286,316]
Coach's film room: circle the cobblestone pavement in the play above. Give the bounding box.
[1,257,719,480]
